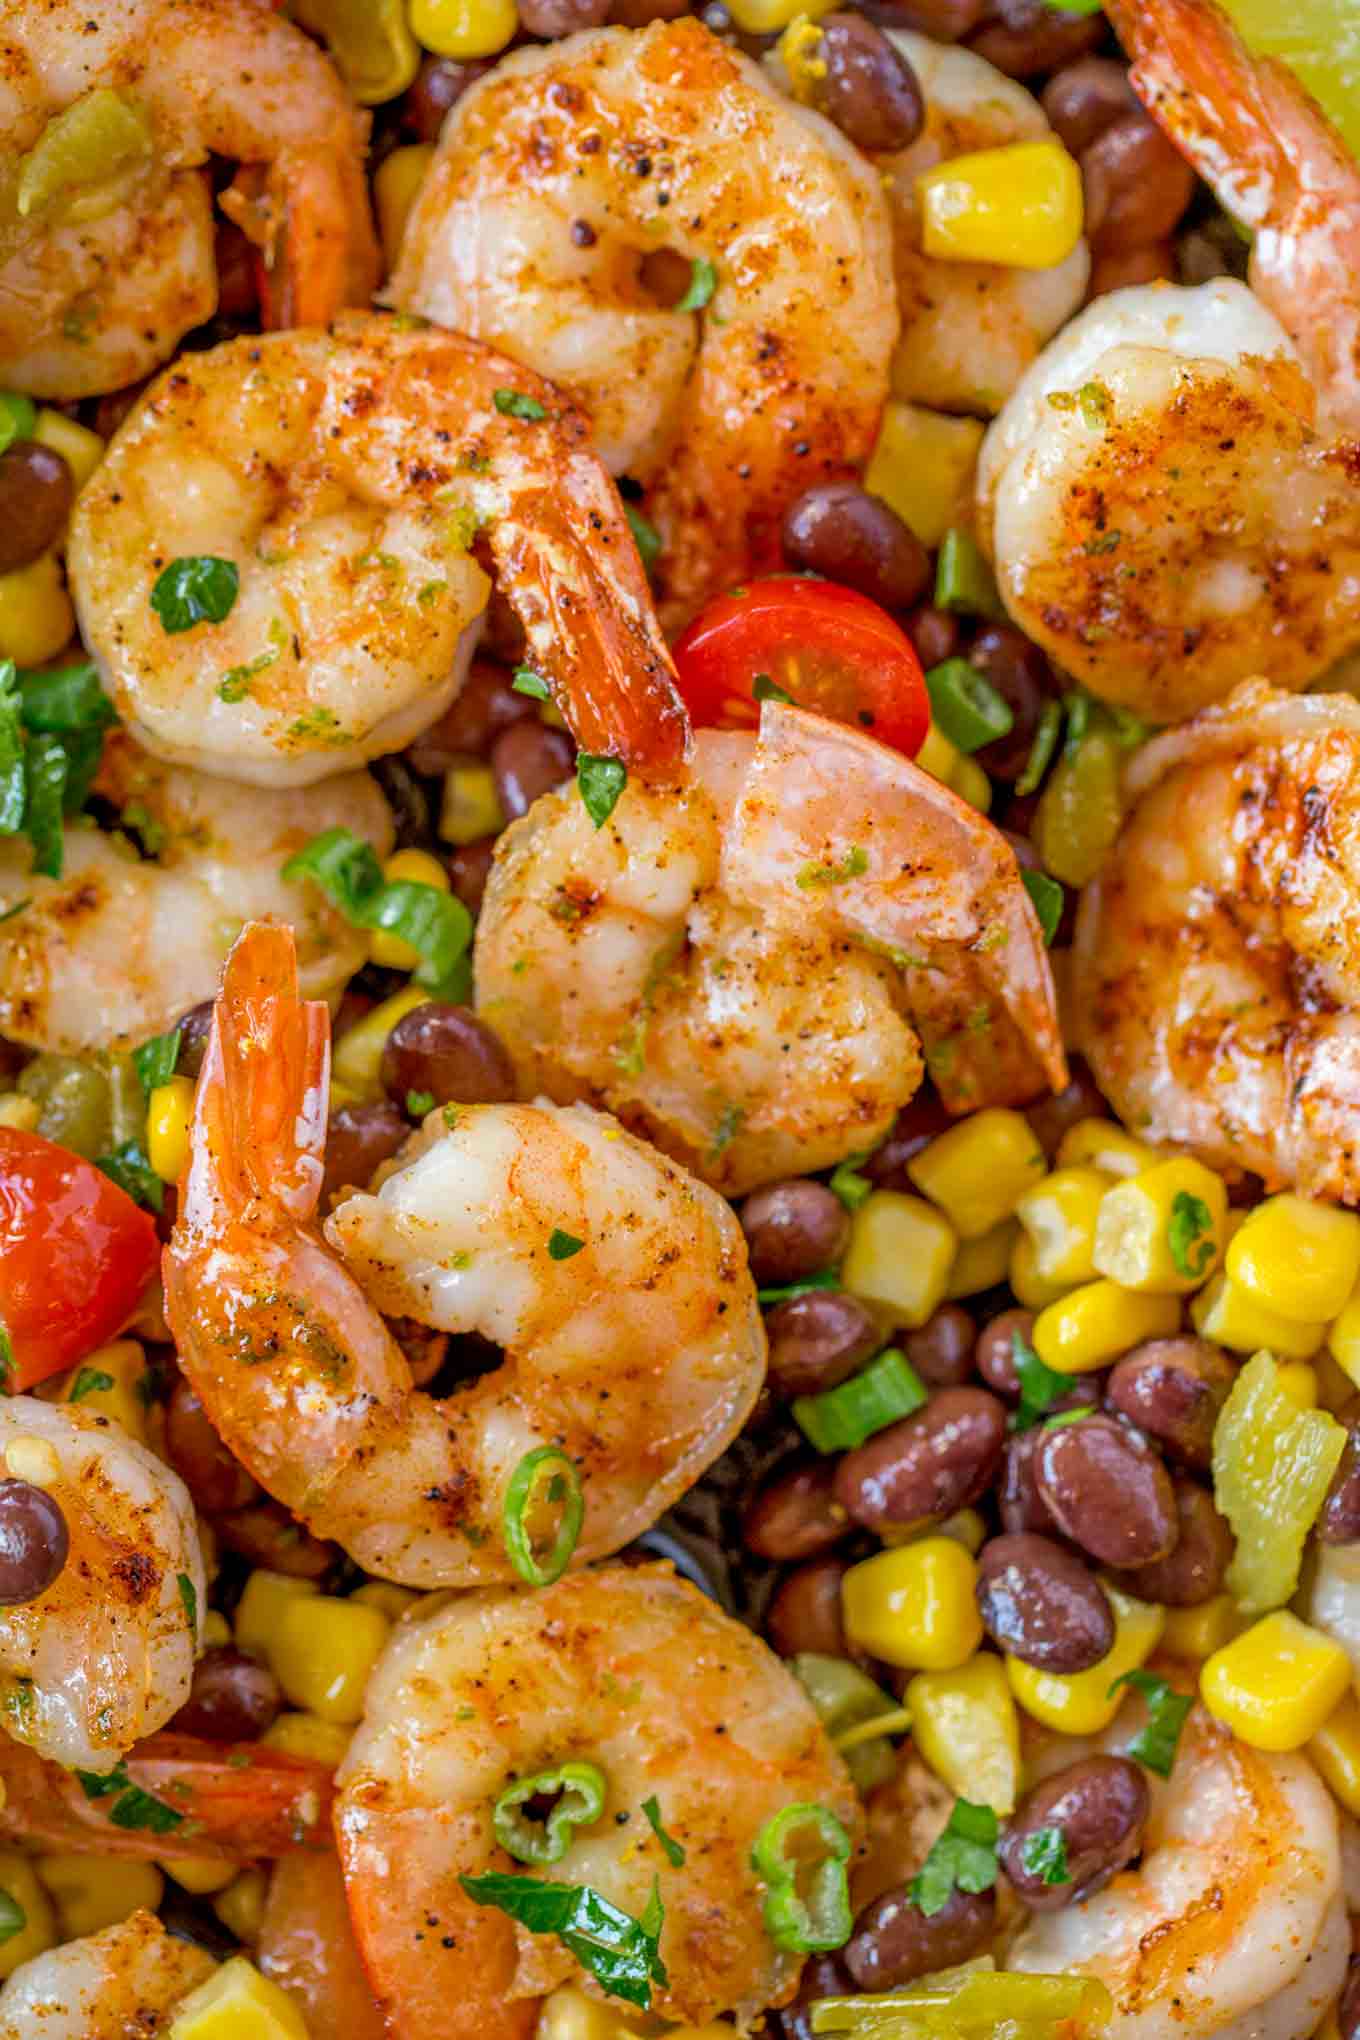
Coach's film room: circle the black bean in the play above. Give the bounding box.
[767,1955,854,2040]
[765,1290,880,1399]
[859,0,984,34]
[322,1100,409,1204]
[904,604,962,671]
[1001,1756,1149,1909]
[1090,241,1177,297]
[782,483,930,612]
[743,1459,849,1562]
[1036,1414,1179,1569]
[814,15,925,153]
[968,622,1055,783]
[0,1479,68,1604]
[835,1387,1006,1531]
[845,1884,996,1991]
[741,1179,850,1286]
[1040,56,1137,155]
[903,1305,975,1389]
[766,1556,851,1658]
[1123,1477,1233,1606]
[1320,1397,1360,1546]
[976,1531,1114,1671]
[406,659,534,772]
[213,1501,336,1580]
[0,442,74,575]
[401,56,496,141]
[448,835,498,917]
[1082,116,1197,255]
[974,1308,1037,1400]
[864,1090,955,1189]
[172,1645,282,1741]
[999,1430,1063,1537]
[380,1002,517,1111]
[519,0,610,32]
[174,1001,217,1081]
[968,0,1104,78]
[164,1379,258,1517]
[1024,1056,1108,1160]
[490,721,575,821]
[1105,1338,1236,1474]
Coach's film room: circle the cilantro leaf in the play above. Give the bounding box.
[75,1764,184,1834]
[623,503,662,573]
[577,754,626,830]
[1167,1191,1216,1280]
[17,660,118,736]
[493,388,547,422]
[829,1153,873,1213]
[752,674,795,706]
[1018,1825,1070,1886]
[756,1271,838,1307]
[0,1889,25,1943]
[150,556,239,634]
[1108,1669,1193,1778]
[459,1872,667,2010]
[22,733,67,878]
[69,1367,114,1404]
[642,1796,686,1867]
[133,1027,182,1096]
[676,257,717,313]
[548,1229,585,1262]
[908,1798,999,1918]
[1021,869,1064,946]
[177,1572,198,1634]
[95,1140,163,1213]
[512,666,551,700]
[283,828,472,995]
[1011,1330,1071,1432]
[0,665,25,835]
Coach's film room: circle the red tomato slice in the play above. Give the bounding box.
[0,1128,159,1390]
[671,576,930,757]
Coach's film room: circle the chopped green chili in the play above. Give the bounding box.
[751,1802,853,1953]
[934,530,1003,619]
[493,1759,608,1864]
[924,659,1014,754]
[503,1446,585,1587]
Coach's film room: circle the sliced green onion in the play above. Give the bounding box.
[1015,699,1062,797]
[756,1270,838,1307]
[828,1154,873,1212]
[924,659,1014,754]
[793,1348,926,1454]
[493,1759,608,1864]
[750,1803,853,1954]
[1021,869,1063,945]
[934,530,1003,620]
[503,1445,584,1587]
[0,394,36,458]
[512,665,551,700]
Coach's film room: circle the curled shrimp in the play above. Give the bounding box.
[474,699,1066,1196]
[0,1398,205,1773]
[388,18,897,625]
[0,0,378,402]
[163,921,764,1586]
[0,1912,215,2039]
[335,1564,862,2038]
[1070,679,1360,1203]
[68,313,687,788]
[0,734,394,1054]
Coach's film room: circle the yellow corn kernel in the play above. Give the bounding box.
[369,847,452,970]
[163,1855,236,1896]
[1275,1362,1319,1410]
[841,1538,982,1672]
[841,1189,957,1330]
[906,1653,1020,1815]
[1310,1690,1360,1818]
[864,401,985,550]
[946,1220,1017,1300]
[1007,1587,1163,1735]
[0,1852,56,1980]
[32,407,104,490]
[913,719,960,785]
[1201,1610,1351,1752]
[535,1987,722,2040]
[1031,1280,1180,1376]
[146,1074,195,1185]
[260,1712,352,1767]
[440,760,505,847]
[331,985,428,1097]
[1008,1230,1074,1311]
[1013,1166,1109,1287]
[1161,1594,1247,1665]
[1092,1156,1227,1296]
[723,0,834,33]
[168,1955,308,2040]
[35,1852,161,1941]
[268,1595,390,1724]
[0,551,73,666]
[373,143,432,269]
[1191,1269,1326,1359]
[1328,1278,1360,1387]
[234,1570,321,1661]
[214,1867,268,1946]
[202,1610,232,1649]
[351,1581,420,1622]
[0,1093,39,1130]
[408,0,518,58]
[949,755,992,814]
[907,1109,1046,1240]
[1054,1118,1156,1180]
[1315,1348,1358,1415]
[59,1337,150,1444]
[1227,1194,1360,1324]
[917,138,1084,270]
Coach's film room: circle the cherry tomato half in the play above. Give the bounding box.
[671,576,930,757]
[0,1128,159,1390]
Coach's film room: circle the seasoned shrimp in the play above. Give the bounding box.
[0,734,394,1054]
[164,922,764,1586]
[0,1398,205,1773]
[388,18,897,625]
[0,0,378,401]
[0,1912,214,2039]
[475,700,1066,1196]
[335,1564,861,2038]
[68,313,687,787]
[1010,1701,1347,2040]
[1070,679,1360,1203]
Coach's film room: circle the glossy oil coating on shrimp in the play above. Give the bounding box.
[1010,1702,1347,2040]
[164,922,764,1586]
[389,18,896,625]
[476,700,1066,1196]
[69,313,687,786]
[0,1399,205,1774]
[0,734,394,1054]
[0,1912,214,2039]
[335,1564,861,2038]
[1071,679,1360,1204]
[0,0,377,401]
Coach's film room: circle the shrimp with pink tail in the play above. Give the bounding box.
[163,922,764,1587]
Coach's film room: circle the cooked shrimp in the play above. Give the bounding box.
[163,921,764,1586]
[1010,1701,1347,2040]
[0,0,377,401]
[1070,679,1360,1203]
[475,699,1066,1196]
[335,1564,861,2038]
[0,734,394,1054]
[0,1912,214,2039]
[0,1398,205,1773]
[388,18,897,625]
[68,313,687,787]
[1305,1542,1360,1683]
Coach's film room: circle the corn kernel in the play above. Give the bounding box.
[1160,1594,1247,1665]
[146,1075,195,1185]
[914,720,960,785]
[906,1653,1019,1814]
[1275,1362,1319,1410]
[331,986,428,1097]
[1329,1279,1360,1387]
[168,1955,308,2040]
[0,1852,56,1980]
[723,0,834,32]
[536,1987,653,2040]
[260,1713,352,1767]
[1054,1119,1156,1180]
[214,1867,268,1946]
[1008,1230,1074,1311]
[1007,1587,1162,1735]
[408,0,518,58]
[949,755,991,814]
[907,1110,1046,1240]
[351,1581,420,1622]
[1092,1157,1227,1296]
[268,1595,389,1724]
[864,401,985,550]
[60,1337,150,1445]
[203,1610,232,1648]
[374,144,432,271]
[4,1436,59,1486]
[841,1189,957,1329]
[1201,1610,1350,1752]
[0,552,73,666]
[0,1092,40,1131]
[35,1852,161,1940]
[1191,1269,1326,1359]
[32,407,104,490]
[1013,1166,1109,1287]
[163,1855,236,1896]
[917,138,1084,270]
[1309,1690,1360,1818]
[234,1570,320,1661]
[945,1220,1017,1300]
[440,761,505,847]
[841,1538,982,1671]
[1031,1280,1180,1376]
[369,848,452,970]
[880,1507,986,1554]
[1227,1194,1360,1323]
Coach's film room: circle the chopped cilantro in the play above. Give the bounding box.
[69,1367,115,1403]
[1108,1670,1193,1778]
[796,846,868,889]
[642,1795,686,1867]
[578,754,626,829]
[460,1872,666,2011]
[150,556,239,634]
[908,1798,999,1918]
[1167,1191,1216,1280]
[548,1228,585,1262]
[1018,1825,1070,1885]
[493,389,547,422]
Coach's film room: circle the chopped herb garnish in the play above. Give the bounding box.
[797,846,868,889]
[0,394,36,458]
[756,1270,838,1307]
[752,674,795,706]
[95,1140,163,1213]
[22,733,67,879]
[1108,1670,1193,1778]
[1019,1825,1071,1885]
[676,257,717,313]
[907,1798,999,1918]
[460,1872,666,2011]
[133,1026,182,1096]
[0,1889,25,1944]
[283,828,472,994]
[708,1101,745,1160]
[219,643,280,702]
[1078,380,1111,427]
[75,1764,184,1834]
[406,1090,435,1118]
[1021,869,1064,946]
[548,1228,585,1261]
[1011,1329,1071,1432]
[1042,1405,1095,1430]
[493,388,547,422]
[177,1573,198,1633]
[0,1327,12,1391]
[1167,1191,1216,1280]
[642,1795,686,1867]
[0,666,25,836]
[69,1367,115,1403]
[624,503,662,573]
[150,555,239,634]
[828,1153,873,1212]
[794,1348,927,1455]
[578,754,627,829]
[512,666,551,700]
[1015,699,1063,798]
